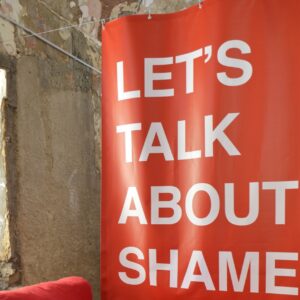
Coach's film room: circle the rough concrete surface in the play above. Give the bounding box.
[16,56,99,295]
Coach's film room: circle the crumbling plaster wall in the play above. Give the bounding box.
[0,0,101,298]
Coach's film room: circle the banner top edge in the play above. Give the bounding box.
[103,0,219,29]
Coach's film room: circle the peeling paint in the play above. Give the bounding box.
[0,0,21,55]
[79,0,102,40]
[70,1,77,9]
[109,1,139,19]
[0,262,15,289]
[1,0,22,22]
[0,20,16,56]
[139,0,199,14]
[58,28,72,41]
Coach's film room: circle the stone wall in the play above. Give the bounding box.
[0,0,101,298]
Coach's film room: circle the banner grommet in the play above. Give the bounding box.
[101,19,106,30]
[148,8,152,20]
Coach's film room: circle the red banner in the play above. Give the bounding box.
[102,0,300,299]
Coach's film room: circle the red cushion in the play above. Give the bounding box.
[0,277,93,300]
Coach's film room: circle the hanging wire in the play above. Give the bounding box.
[0,0,165,49]
[0,0,202,73]
[22,19,102,37]
[0,11,101,74]
[0,9,140,73]
[0,18,113,46]
[0,9,144,46]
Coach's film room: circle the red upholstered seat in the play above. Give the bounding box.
[0,277,92,300]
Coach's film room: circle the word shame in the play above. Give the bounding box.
[119,247,299,296]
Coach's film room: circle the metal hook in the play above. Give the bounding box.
[148,8,152,20]
[101,19,106,30]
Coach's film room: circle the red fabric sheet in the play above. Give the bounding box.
[0,277,92,300]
